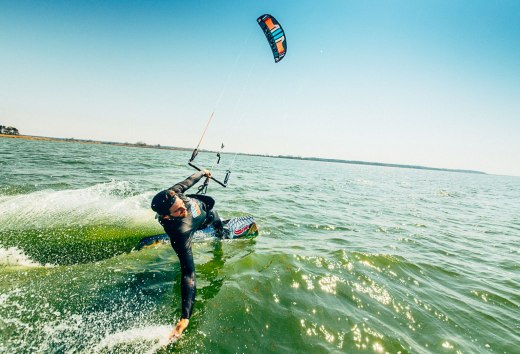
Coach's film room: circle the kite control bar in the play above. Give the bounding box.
[188,162,229,188]
[188,111,231,193]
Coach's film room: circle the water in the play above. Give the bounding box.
[1,137,519,353]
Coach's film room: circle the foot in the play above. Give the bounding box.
[218,226,230,239]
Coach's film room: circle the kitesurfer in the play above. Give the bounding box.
[151,170,224,341]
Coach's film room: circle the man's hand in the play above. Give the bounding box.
[168,318,189,341]
[203,170,212,178]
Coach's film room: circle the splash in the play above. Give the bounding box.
[0,181,162,265]
[93,325,171,354]
[0,181,155,231]
[0,283,173,353]
[0,246,48,267]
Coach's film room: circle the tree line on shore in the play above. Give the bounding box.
[0,125,20,135]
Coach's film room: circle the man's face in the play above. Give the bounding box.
[162,197,188,220]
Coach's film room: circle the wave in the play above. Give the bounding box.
[0,181,162,265]
[0,246,50,267]
[0,180,156,230]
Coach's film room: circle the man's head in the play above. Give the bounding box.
[151,190,188,219]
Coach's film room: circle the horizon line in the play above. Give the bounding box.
[1,133,489,175]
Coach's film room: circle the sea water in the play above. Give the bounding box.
[1,138,519,353]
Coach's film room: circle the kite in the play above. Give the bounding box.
[257,14,287,63]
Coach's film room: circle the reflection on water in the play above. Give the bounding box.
[1,139,520,353]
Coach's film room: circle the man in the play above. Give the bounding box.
[150,169,223,341]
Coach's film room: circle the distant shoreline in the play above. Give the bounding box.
[0,133,190,151]
[1,133,486,175]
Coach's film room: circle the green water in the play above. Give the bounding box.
[1,138,519,353]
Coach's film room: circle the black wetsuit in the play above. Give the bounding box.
[157,171,221,319]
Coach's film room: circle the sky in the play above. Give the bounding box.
[1,0,519,176]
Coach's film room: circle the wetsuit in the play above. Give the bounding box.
[157,171,221,320]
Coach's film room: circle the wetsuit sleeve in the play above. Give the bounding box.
[169,171,205,194]
[169,227,196,319]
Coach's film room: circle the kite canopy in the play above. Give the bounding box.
[257,14,287,63]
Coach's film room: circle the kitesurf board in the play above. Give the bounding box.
[138,215,258,249]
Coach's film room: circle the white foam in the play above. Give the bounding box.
[93,325,171,354]
[0,181,156,230]
[0,246,45,267]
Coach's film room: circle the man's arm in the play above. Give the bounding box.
[169,170,210,194]
[168,229,196,341]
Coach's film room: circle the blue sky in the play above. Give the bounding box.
[1,0,519,176]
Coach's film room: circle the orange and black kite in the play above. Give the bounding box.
[257,14,287,63]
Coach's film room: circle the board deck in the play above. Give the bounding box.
[138,215,258,249]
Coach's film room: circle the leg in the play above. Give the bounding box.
[207,210,227,238]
